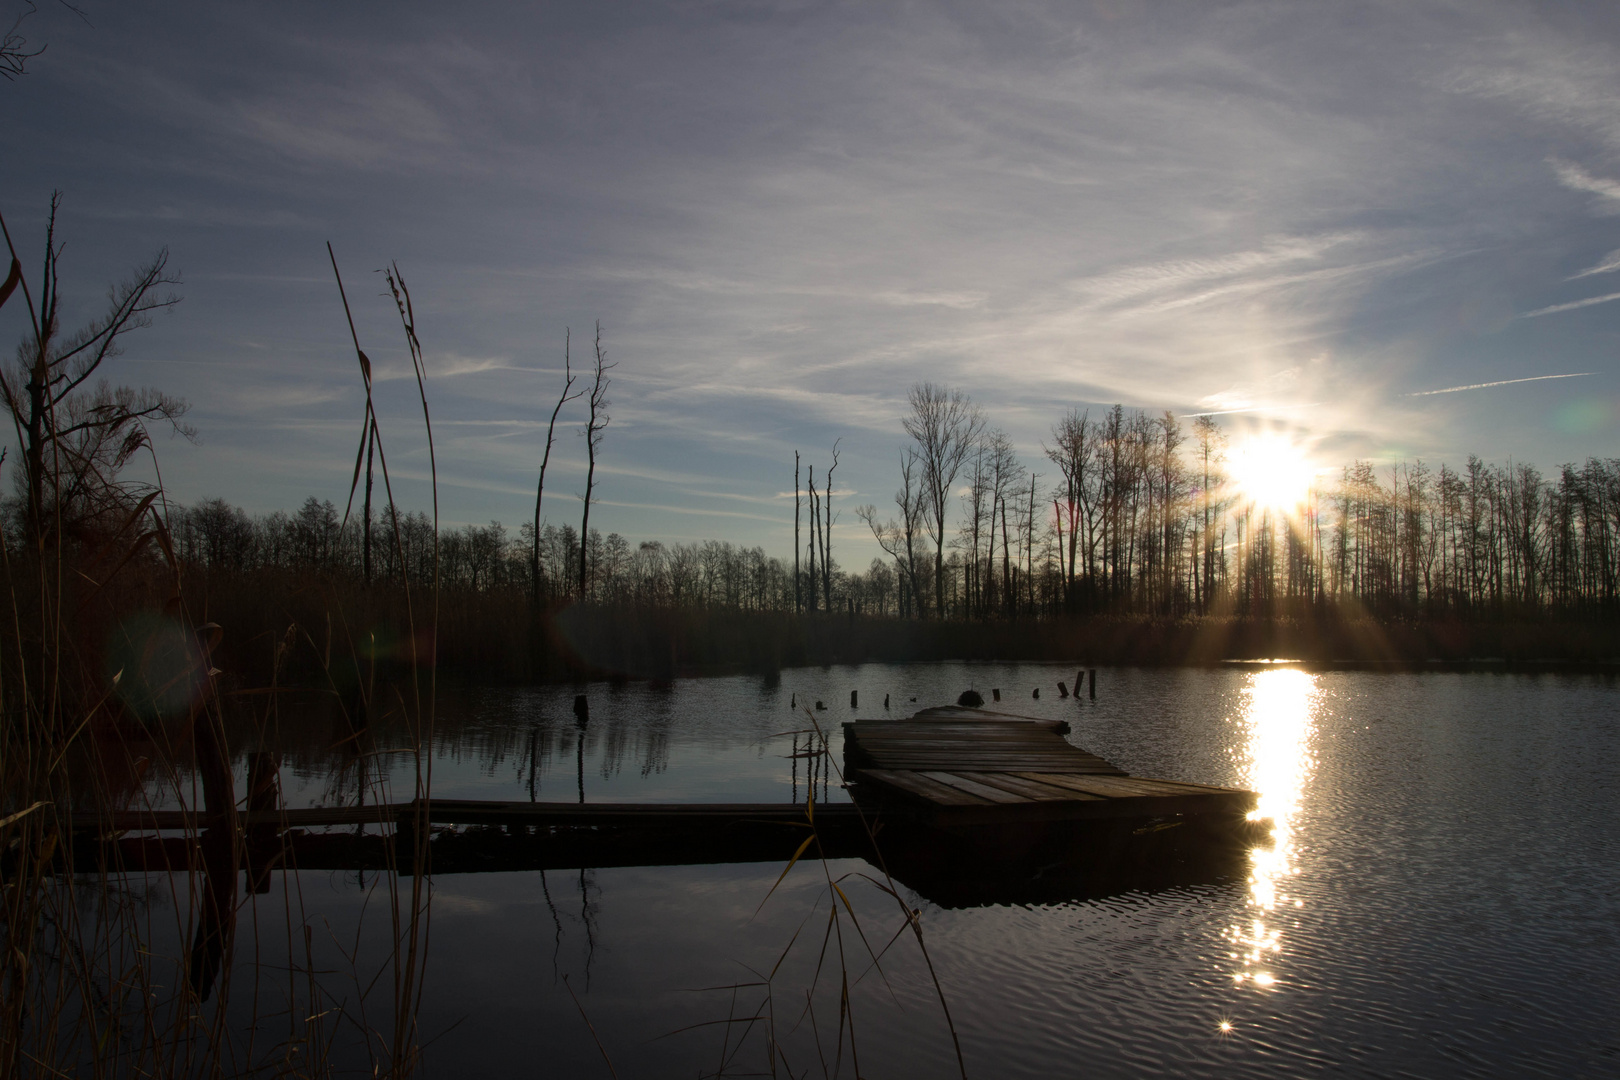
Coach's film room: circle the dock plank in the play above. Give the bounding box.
[1007,773,1124,799]
[844,713,1256,825]
[858,769,993,806]
[916,772,1033,804]
[844,720,1128,778]
[946,772,1086,802]
[860,756,1119,774]
[1013,775,1164,799]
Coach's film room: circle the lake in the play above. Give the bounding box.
[124,663,1620,1077]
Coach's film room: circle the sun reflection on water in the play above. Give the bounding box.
[1226,668,1317,992]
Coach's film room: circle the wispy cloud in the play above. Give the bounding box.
[1568,248,1620,280]
[374,353,518,380]
[1182,403,1323,418]
[1551,159,1620,206]
[1521,292,1620,318]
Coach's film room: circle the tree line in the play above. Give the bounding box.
[854,383,1620,622]
[146,400,1620,627]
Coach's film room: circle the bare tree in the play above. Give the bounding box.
[1191,415,1225,613]
[980,429,1020,617]
[1046,410,1097,611]
[1152,411,1184,613]
[0,2,62,83]
[960,438,990,619]
[533,329,581,604]
[1,3,95,83]
[806,465,819,612]
[902,382,984,618]
[0,195,193,542]
[1023,471,1041,613]
[857,447,927,618]
[821,439,839,612]
[577,321,613,597]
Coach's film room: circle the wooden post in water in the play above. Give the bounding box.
[574,696,588,804]
[1089,669,1096,699]
[245,751,281,894]
[992,688,1000,701]
[1058,681,1069,698]
[1032,687,1039,699]
[187,624,237,1002]
[884,693,890,710]
[851,690,857,708]
[527,727,539,801]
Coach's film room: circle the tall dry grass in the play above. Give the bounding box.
[0,241,442,1076]
[667,706,967,1079]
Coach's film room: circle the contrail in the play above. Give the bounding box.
[1407,372,1595,397]
[1521,291,1620,318]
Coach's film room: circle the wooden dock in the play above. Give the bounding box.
[65,709,1260,906]
[72,801,883,877]
[843,714,1256,826]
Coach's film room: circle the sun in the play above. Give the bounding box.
[1227,434,1315,511]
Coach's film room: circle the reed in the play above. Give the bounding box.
[0,235,442,1076]
[665,709,967,1079]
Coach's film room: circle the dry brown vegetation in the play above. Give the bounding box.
[0,219,440,1075]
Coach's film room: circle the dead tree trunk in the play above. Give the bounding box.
[822,440,839,613]
[578,322,613,599]
[807,466,819,613]
[533,329,580,606]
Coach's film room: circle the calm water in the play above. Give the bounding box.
[169,665,1620,1076]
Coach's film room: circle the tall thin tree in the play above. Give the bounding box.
[822,440,839,613]
[806,465,819,613]
[533,329,581,604]
[578,322,613,598]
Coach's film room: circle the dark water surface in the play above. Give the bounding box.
[217,665,1620,1076]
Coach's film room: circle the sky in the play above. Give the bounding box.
[3,0,1620,565]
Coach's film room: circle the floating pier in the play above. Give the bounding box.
[843,713,1255,826]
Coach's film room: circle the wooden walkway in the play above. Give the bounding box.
[71,801,881,876]
[844,716,1255,826]
[66,711,1258,886]
[72,801,867,835]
